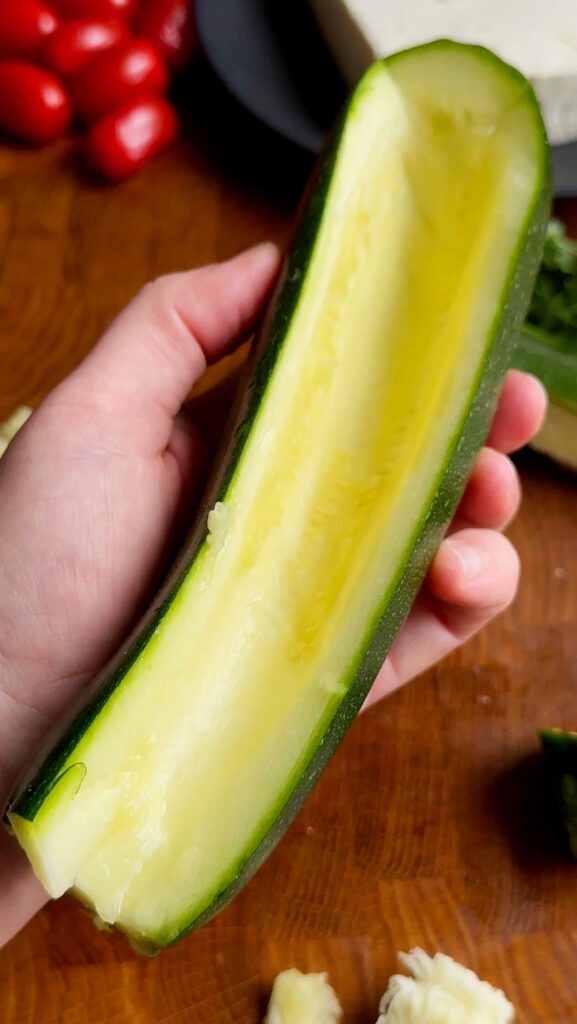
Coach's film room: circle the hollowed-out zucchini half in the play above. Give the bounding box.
[5,41,549,949]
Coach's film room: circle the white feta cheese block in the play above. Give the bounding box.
[309,0,577,144]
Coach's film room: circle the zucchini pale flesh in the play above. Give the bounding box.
[5,42,549,948]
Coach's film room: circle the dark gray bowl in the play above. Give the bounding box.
[196,0,576,197]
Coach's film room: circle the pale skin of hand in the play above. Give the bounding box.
[0,243,547,947]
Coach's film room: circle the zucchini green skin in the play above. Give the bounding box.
[5,42,550,948]
[540,729,577,858]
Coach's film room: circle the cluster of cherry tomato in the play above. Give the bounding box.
[0,0,196,180]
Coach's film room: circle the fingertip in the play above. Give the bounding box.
[428,528,520,610]
[223,241,281,294]
[458,447,521,531]
[514,369,548,434]
[239,240,281,269]
[176,242,282,364]
[429,535,484,600]
[488,369,548,453]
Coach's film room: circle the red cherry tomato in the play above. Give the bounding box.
[72,38,168,121]
[44,18,128,78]
[0,61,71,144]
[134,0,197,70]
[0,2,59,60]
[50,0,134,20]
[86,95,177,179]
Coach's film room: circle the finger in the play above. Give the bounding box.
[451,447,521,532]
[364,528,520,708]
[49,243,281,455]
[427,528,520,612]
[487,369,547,453]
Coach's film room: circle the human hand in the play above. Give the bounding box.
[0,243,546,945]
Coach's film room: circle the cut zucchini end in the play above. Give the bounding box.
[540,727,577,768]
[531,402,577,471]
[8,814,57,895]
[8,762,89,900]
[540,728,577,859]
[6,42,549,947]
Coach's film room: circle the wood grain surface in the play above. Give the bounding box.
[1,62,577,1024]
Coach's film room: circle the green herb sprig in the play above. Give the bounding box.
[526,219,577,349]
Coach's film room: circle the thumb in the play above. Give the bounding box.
[49,242,281,456]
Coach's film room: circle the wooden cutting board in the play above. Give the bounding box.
[0,72,576,1024]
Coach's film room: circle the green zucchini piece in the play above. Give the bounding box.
[515,328,577,470]
[516,326,577,410]
[513,219,577,469]
[540,728,577,857]
[5,41,549,949]
[526,396,577,471]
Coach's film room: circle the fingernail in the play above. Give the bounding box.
[443,538,484,580]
